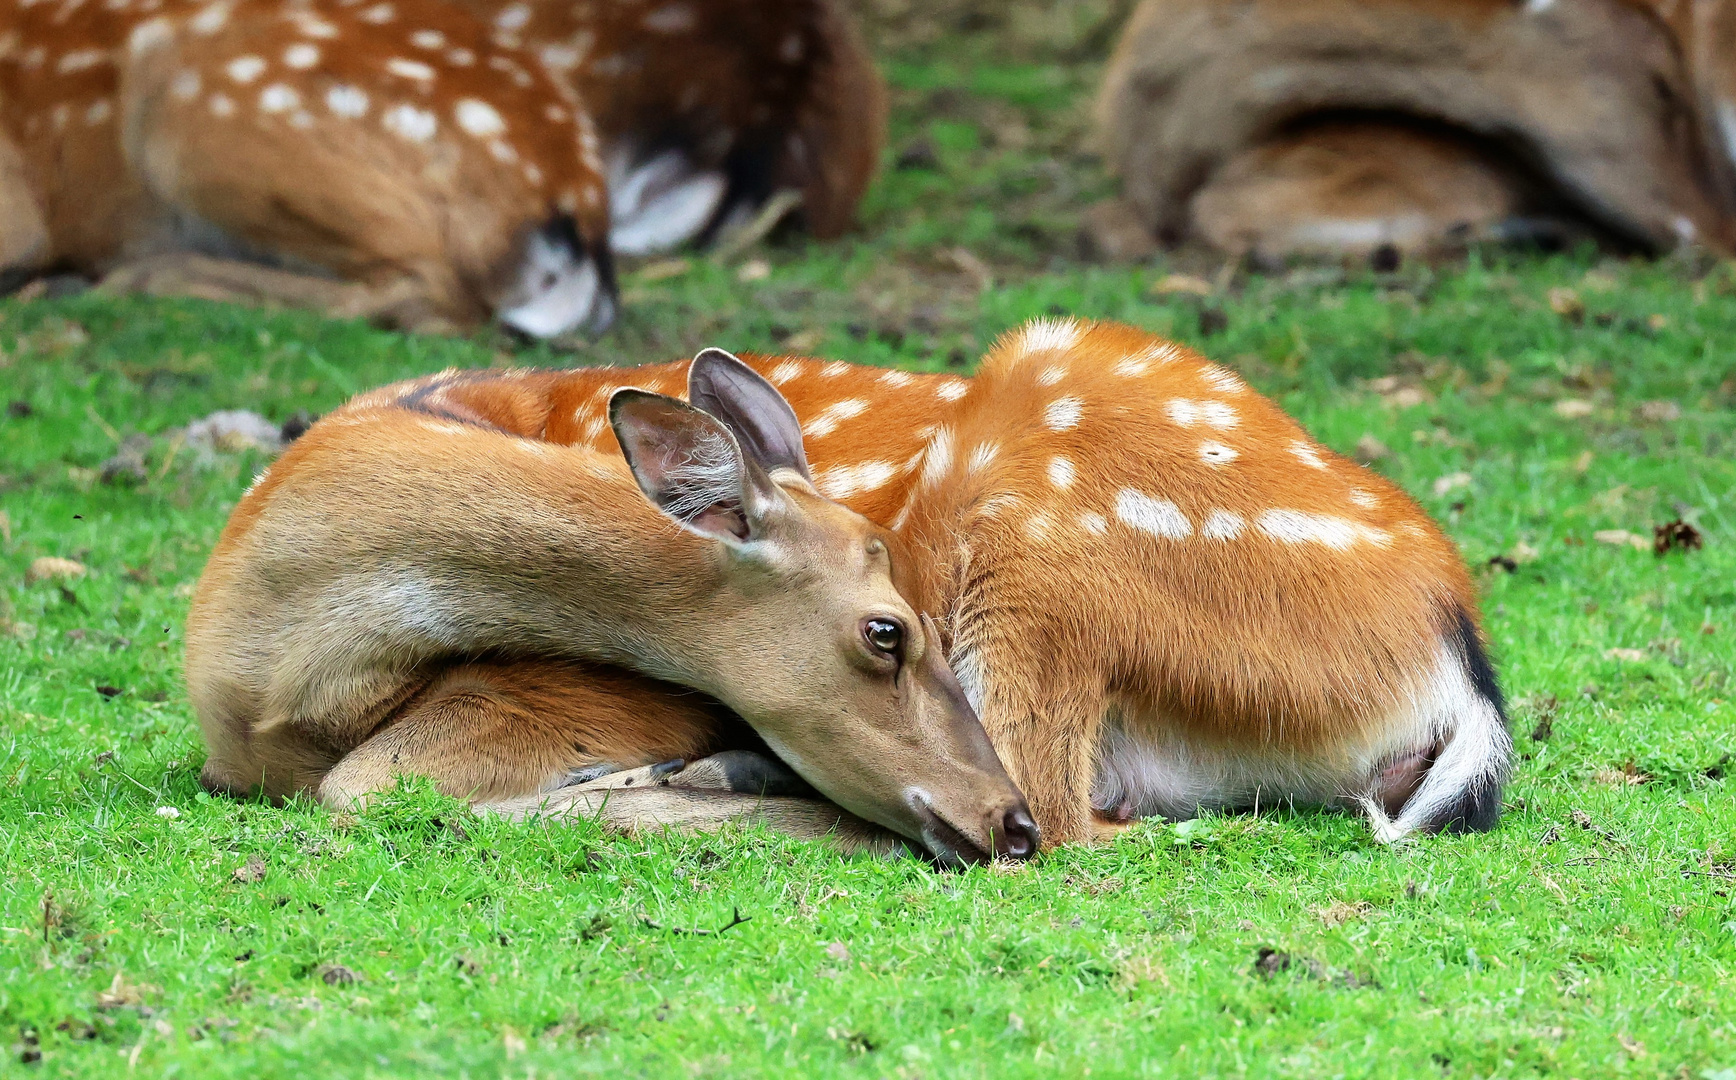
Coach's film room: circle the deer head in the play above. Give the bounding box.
[608,349,1038,864]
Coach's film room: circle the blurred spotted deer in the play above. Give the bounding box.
[0,0,617,336]
[409,319,1510,848]
[460,0,884,254]
[188,349,1040,866]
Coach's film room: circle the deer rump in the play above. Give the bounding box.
[1098,0,1736,262]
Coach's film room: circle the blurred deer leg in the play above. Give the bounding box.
[479,785,909,859]
[317,659,725,809]
[97,253,455,333]
[0,132,49,280]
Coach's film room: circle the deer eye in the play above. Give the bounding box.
[862,618,904,659]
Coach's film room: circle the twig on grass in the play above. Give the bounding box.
[641,907,751,936]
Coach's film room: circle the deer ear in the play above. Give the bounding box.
[609,389,780,542]
[686,348,812,482]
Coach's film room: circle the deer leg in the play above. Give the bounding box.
[564,749,818,799]
[96,252,455,333]
[316,659,726,809]
[477,785,909,859]
[967,670,1105,849]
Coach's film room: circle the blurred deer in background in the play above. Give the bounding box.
[460,0,885,254]
[188,349,1040,866]
[0,0,617,336]
[283,319,1510,850]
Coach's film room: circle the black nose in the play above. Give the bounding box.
[995,807,1041,860]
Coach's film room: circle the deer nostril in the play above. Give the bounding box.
[998,808,1040,860]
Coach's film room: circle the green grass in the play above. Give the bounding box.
[3,6,1736,1076]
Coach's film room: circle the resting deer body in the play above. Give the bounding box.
[0,0,617,335]
[362,319,1509,848]
[188,350,1038,865]
[457,0,884,253]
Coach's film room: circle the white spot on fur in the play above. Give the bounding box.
[189,2,231,35]
[878,369,914,387]
[208,93,236,117]
[409,29,445,49]
[1045,397,1083,430]
[803,399,868,438]
[386,57,435,81]
[643,3,694,31]
[84,99,112,125]
[936,380,967,401]
[816,460,895,499]
[170,69,201,99]
[920,428,955,487]
[259,84,299,113]
[1257,509,1391,549]
[1079,512,1108,536]
[487,139,517,163]
[1349,488,1379,509]
[283,43,320,69]
[1113,356,1148,378]
[493,3,530,29]
[966,443,999,473]
[1017,318,1082,356]
[1023,512,1055,541]
[454,98,505,137]
[1116,490,1192,540]
[1199,509,1244,540]
[539,43,583,71]
[1202,366,1244,393]
[359,2,395,23]
[326,84,368,118]
[1198,441,1237,465]
[821,361,849,378]
[226,55,266,83]
[383,103,437,142]
[1290,441,1326,469]
[1047,456,1075,488]
[56,49,108,74]
[1167,399,1198,426]
[447,47,475,66]
[127,18,174,54]
[1037,364,1066,387]
[292,14,339,38]
[1200,402,1238,429]
[767,361,803,385]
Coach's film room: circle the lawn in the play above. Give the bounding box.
[2,4,1735,1077]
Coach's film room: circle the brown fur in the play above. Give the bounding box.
[0,0,611,328]
[1097,0,1736,259]
[456,0,885,240]
[195,320,1512,851]
[188,356,1035,863]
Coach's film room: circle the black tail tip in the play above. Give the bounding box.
[1429,778,1504,834]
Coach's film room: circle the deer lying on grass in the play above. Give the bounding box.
[187,349,1039,866]
[1097,0,1736,262]
[346,319,1510,849]
[457,0,884,253]
[0,0,617,336]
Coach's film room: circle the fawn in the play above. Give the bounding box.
[187,349,1040,866]
[0,0,616,336]
[419,319,1511,848]
[457,0,884,253]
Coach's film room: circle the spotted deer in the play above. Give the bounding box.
[0,0,617,336]
[379,318,1510,849]
[187,349,1040,866]
[458,0,884,254]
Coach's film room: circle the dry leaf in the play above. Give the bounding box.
[1316,900,1374,927]
[1572,450,1594,474]
[1638,400,1681,422]
[1509,541,1540,564]
[1385,386,1428,408]
[781,329,825,353]
[1604,648,1648,663]
[1433,472,1472,496]
[1553,399,1594,419]
[735,259,771,283]
[633,258,690,282]
[502,1026,527,1060]
[1593,529,1649,551]
[1354,434,1390,463]
[232,854,266,884]
[1150,273,1212,297]
[1547,287,1585,321]
[825,941,850,963]
[26,556,86,583]
[316,964,361,986]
